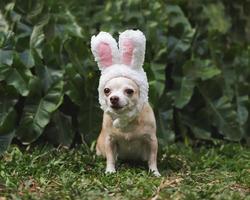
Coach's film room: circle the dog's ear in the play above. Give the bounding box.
[91,32,119,70]
[119,30,146,69]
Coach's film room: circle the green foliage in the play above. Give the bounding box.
[0,0,250,152]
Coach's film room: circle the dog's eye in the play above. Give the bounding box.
[104,88,111,95]
[125,89,134,95]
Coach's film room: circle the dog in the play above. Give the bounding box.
[91,30,160,176]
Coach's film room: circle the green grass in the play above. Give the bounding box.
[0,142,249,200]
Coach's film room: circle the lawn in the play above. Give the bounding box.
[0,142,249,200]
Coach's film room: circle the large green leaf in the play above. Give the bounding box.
[78,97,102,144]
[174,77,195,109]
[0,49,13,66]
[19,50,35,68]
[0,131,15,155]
[166,5,195,60]
[148,63,166,106]
[0,85,18,153]
[236,96,249,126]
[202,2,231,34]
[29,11,49,49]
[16,78,64,143]
[181,113,212,140]
[64,63,86,106]
[44,111,75,147]
[155,92,175,145]
[0,64,33,96]
[0,50,33,96]
[30,24,45,49]
[157,109,175,145]
[174,59,221,109]
[183,59,221,81]
[200,93,243,141]
[0,85,18,134]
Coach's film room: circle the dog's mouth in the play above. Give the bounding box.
[111,105,123,110]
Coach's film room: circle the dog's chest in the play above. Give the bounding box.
[117,138,147,160]
[112,131,150,160]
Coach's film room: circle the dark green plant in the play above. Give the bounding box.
[0,0,249,154]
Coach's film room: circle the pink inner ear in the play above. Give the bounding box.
[121,39,133,65]
[98,42,113,67]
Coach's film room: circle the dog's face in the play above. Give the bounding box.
[103,77,139,113]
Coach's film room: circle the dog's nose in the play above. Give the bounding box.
[110,96,119,105]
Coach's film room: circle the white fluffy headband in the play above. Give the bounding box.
[90,30,149,111]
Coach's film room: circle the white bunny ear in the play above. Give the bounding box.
[91,32,119,70]
[119,30,146,69]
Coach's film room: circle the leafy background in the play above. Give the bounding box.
[0,0,249,154]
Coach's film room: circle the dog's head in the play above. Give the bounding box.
[91,30,148,116]
[102,77,139,114]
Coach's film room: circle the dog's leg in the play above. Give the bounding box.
[148,136,161,177]
[105,136,117,174]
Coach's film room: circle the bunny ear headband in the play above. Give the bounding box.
[91,30,149,111]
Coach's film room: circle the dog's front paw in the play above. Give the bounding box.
[149,169,161,177]
[105,167,116,174]
[153,170,161,177]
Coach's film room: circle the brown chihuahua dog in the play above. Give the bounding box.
[91,30,160,176]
